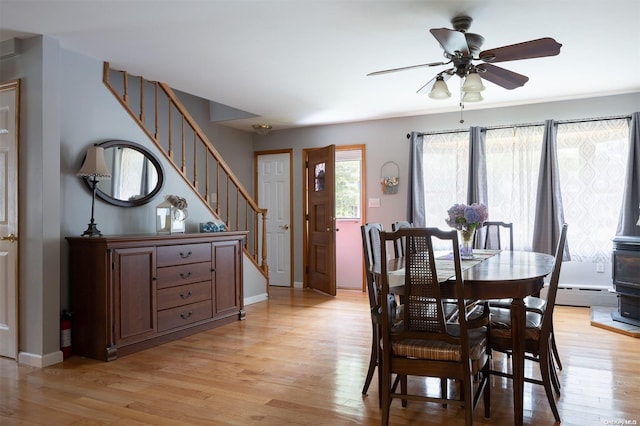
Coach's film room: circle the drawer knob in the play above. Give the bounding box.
[179,290,193,299]
[179,251,192,258]
[179,272,192,279]
[180,311,193,320]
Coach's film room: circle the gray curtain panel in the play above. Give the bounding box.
[532,120,570,259]
[408,132,426,227]
[467,127,488,247]
[616,112,640,236]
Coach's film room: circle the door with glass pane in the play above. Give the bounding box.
[305,145,336,296]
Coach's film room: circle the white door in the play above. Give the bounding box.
[257,152,292,287]
[0,81,20,360]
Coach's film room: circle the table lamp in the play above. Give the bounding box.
[77,145,111,236]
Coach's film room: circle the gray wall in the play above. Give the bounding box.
[2,36,256,366]
[254,92,640,287]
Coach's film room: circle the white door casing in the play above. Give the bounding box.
[0,81,19,360]
[257,152,292,287]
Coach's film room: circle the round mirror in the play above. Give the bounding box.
[86,140,165,207]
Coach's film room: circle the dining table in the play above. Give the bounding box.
[382,249,556,426]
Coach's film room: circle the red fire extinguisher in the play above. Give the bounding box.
[60,310,72,359]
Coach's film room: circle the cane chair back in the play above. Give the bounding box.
[379,227,490,425]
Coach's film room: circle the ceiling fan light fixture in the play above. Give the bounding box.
[428,76,451,99]
[462,71,485,92]
[462,91,483,103]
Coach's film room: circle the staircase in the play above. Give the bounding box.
[102,62,268,280]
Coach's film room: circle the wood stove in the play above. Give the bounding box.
[612,236,640,326]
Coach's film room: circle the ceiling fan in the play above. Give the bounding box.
[367,15,562,102]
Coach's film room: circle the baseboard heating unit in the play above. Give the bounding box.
[540,284,618,308]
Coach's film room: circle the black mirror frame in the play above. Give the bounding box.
[84,139,165,208]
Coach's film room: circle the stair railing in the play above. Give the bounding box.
[102,62,268,278]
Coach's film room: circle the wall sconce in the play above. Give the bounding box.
[252,124,272,136]
[77,145,111,236]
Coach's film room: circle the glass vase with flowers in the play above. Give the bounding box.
[445,202,488,259]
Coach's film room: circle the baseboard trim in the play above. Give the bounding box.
[244,293,268,305]
[18,350,63,368]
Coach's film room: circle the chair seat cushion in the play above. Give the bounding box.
[489,307,542,341]
[392,328,487,362]
[523,296,547,314]
[490,296,547,315]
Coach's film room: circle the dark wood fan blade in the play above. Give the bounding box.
[429,28,469,56]
[480,37,562,63]
[477,63,529,90]
[367,61,449,76]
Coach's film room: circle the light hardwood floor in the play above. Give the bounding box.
[1,287,638,425]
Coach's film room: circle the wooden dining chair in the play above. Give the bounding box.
[379,227,491,426]
[487,221,564,371]
[391,220,412,258]
[477,221,513,251]
[360,223,385,402]
[488,223,568,423]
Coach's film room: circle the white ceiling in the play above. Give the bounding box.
[1,0,639,133]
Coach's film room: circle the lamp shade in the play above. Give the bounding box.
[463,91,484,103]
[462,72,485,92]
[77,146,111,179]
[428,77,451,99]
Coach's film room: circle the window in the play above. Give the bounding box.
[485,126,544,251]
[556,119,628,262]
[335,150,361,219]
[420,118,630,263]
[423,132,469,227]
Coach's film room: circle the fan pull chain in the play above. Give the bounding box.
[459,78,465,123]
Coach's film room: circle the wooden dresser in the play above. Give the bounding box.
[66,232,246,361]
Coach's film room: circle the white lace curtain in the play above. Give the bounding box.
[416,117,630,262]
[556,118,629,261]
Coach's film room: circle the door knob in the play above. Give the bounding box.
[279,224,289,230]
[0,234,17,243]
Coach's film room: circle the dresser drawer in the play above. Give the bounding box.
[156,262,212,289]
[157,243,211,267]
[157,281,212,310]
[157,300,213,332]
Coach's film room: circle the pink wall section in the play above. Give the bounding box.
[336,220,364,290]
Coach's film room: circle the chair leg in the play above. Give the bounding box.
[462,375,474,426]
[539,347,561,423]
[381,376,391,426]
[441,378,448,407]
[551,328,563,371]
[549,352,561,398]
[361,324,377,396]
[401,375,408,407]
[483,370,491,419]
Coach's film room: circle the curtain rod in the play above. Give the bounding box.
[406,114,632,138]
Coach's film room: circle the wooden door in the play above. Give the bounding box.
[0,81,19,360]
[305,145,336,296]
[256,151,292,287]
